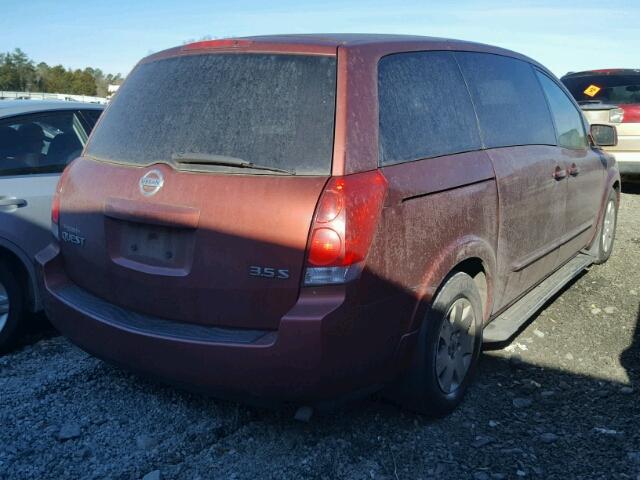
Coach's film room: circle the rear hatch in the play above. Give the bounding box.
[58,49,337,330]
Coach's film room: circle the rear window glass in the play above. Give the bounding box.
[86,54,337,175]
[561,72,640,105]
[455,52,556,149]
[378,51,482,165]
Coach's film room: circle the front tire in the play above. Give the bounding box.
[594,189,618,265]
[397,272,483,416]
[0,263,25,353]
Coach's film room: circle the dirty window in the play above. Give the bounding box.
[455,52,556,149]
[378,51,482,165]
[85,54,336,175]
[537,71,588,150]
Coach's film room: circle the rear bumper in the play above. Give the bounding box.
[37,244,410,402]
[618,160,640,175]
[606,149,640,175]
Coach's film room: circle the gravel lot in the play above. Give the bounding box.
[1,189,638,480]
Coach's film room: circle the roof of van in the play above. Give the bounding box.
[182,33,508,51]
[238,33,456,46]
[144,34,543,72]
[0,100,104,119]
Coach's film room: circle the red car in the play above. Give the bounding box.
[39,35,620,415]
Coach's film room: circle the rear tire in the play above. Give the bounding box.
[396,272,483,416]
[0,263,25,353]
[594,189,618,265]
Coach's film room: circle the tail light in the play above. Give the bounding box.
[51,190,61,240]
[618,105,640,123]
[183,39,253,51]
[609,108,624,123]
[610,105,640,123]
[304,170,387,286]
[51,166,72,239]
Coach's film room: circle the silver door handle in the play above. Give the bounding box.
[0,198,27,207]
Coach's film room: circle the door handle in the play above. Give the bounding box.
[553,166,567,180]
[567,163,580,176]
[0,198,27,207]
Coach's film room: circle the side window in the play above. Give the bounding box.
[536,71,588,150]
[78,109,102,133]
[455,52,556,148]
[378,51,482,165]
[0,111,86,176]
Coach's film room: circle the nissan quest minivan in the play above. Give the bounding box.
[38,35,620,415]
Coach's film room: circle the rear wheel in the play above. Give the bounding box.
[0,263,25,353]
[397,272,483,416]
[594,189,618,264]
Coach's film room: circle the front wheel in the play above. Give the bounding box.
[396,272,483,416]
[594,189,618,264]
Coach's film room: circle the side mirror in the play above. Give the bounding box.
[590,124,618,147]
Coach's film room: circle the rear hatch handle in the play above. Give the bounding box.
[104,197,200,229]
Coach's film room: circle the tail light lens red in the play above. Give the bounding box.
[51,166,72,239]
[308,228,342,266]
[619,105,640,123]
[51,193,60,225]
[304,170,387,285]
[182,39,253,51]
[610,105,640,123]
[51,190,60,240]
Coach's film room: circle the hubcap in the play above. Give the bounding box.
[602,199,616,254]
[0,282,9,333]
[435,298,476,394]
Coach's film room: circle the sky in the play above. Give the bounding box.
[1,0,638,78]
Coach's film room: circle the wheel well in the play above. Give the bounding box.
[613,181,620,193]
[452,258,488,318]
[0,247,33,310]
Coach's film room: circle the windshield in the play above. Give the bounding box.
[85,53,337,175]
[562,72,640,105]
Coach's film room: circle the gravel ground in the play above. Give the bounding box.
[1,189,638,480]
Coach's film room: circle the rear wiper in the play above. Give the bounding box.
[171,153,296,175]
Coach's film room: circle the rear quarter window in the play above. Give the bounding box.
[455,52,556,149]
[378,51,482,166]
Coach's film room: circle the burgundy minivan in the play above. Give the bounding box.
[39,35,620,415]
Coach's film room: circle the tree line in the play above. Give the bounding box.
[0,48,123,97]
